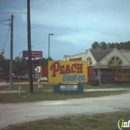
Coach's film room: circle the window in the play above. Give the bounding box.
[109,56,122,66]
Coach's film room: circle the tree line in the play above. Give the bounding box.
[0,55,51,77]
[91,41,130,50]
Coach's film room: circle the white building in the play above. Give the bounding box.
[62,48,130,84]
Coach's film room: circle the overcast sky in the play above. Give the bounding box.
[0,0,130,60]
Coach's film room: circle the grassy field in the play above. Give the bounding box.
[3,111,130,130]
[0,84,129,103]
[1,83,130,90]
[1,84,130,130]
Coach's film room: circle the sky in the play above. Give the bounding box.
[0,0,130,60]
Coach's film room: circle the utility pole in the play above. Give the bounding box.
[27,0,33,93]
[48,33,54,59]
[9,14,14,89]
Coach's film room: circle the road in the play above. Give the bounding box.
[0,92,130,129]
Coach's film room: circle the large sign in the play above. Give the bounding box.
[48,61,88,83]
[115,74,130,81]
[23,51,42,58]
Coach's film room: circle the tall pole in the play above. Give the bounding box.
[19,52,22,76]
[48,34,50,59]
[48,33,54,59]
[27,0,33,93]
[9,14,14,88]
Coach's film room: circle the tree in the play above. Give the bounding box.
[91,41,130,50]
[91,41,100,49]
[100,42,108,49]
[39,58,48,66]
[0,55,4,75]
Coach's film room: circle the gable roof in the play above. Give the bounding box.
[119,50,130,62]
[62,52,87,61]
[90,49,113,62]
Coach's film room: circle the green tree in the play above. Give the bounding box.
[100,42,108,49]
[91,41,130,50]
[91,41,100,49]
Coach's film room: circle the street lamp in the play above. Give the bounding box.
[48,33,54,59]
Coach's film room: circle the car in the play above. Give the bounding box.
[88,76,99,86]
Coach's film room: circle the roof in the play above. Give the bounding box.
[119,50,130,62]
[90,49,113,62]
[63,52,87,60]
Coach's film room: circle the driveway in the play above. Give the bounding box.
[0,92,130,129]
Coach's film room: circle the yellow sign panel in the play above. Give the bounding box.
[48,61,88,83]
[115,74,130,81]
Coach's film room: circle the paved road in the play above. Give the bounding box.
[0,92,130,129]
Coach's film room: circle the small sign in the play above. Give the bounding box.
[60,85,78,91]
[53,84,84,94]
[23,51,42,58]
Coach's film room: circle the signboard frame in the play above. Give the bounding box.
[48,61,88,83]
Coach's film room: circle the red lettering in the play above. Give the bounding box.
[76,64,83,73]
[50,62,84,77]
[59,65,65,74]
[65,64,71,74]
[71,64,76,73]
[50,62,60,77]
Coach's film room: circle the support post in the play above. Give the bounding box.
[27,0,33,93]
[9,14,14,89]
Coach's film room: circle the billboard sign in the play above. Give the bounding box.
[48,61,88,83]
[23,51,42,58]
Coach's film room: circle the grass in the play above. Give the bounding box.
[1,83,130,90]
[0,91,128,103]
[0,83,129,103]
[83,84,130,89]
[3,111,130,130]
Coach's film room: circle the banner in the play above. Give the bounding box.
[115,74,130,81]
[48,61,88,83]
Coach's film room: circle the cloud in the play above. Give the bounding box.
[20,0,130,35]
[1,0,130,60]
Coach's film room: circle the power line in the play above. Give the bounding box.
[0,23,9,26]
[0,19,10,22]
[3,27,10,50]
[87,0,130,14]
[0,19,10,25]
[0,12,26,14]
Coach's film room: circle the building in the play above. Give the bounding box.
[62,48,130,84]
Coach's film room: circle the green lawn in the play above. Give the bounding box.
[0,84,129,103]
[3,111,130,130]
